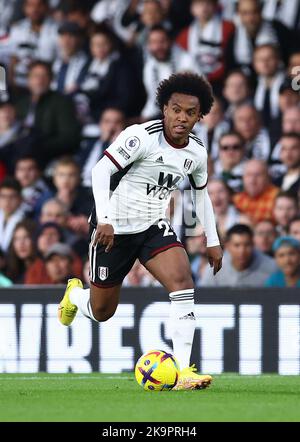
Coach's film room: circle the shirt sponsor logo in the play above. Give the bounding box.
[99,267,109,281]
[117,146,130,160]
[125,136,140,151]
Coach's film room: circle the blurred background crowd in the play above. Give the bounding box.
[1,0,300,288]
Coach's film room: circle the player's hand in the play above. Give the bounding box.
[207,245,223,275]
[93,223,114,253]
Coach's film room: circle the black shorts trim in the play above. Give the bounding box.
[90,280,122,289]
[149,242,185,259]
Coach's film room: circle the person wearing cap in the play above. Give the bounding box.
[24,222,82,284]
[52,21,88,95]
[43,243,75,285]
[265,236,300,287]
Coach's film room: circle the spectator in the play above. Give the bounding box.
[194,97,229,160]
[141,25,199,120]
[6,219,37,283]
[282,106,300,134]
[52,21,88,96]
[24,221,82,284]
[39,197,87,255]
[121,0,169,49]
[233,159,279,224]
[45,156,93,236]
[289,217,300,242]
[80,108,125,187]
[265,236,300,287]
[254,219,277,257]
[0,177,25,253]
[14,60,80,169]
[0,247,12,286]
[41,242,75,284]
[14,156,49,217]
[288,50,300,78]
[278,80,300,114]
[176,0,235,92]
[123,259,160,287]
[0,0,23,38]
[185,224,208,286]
[79,25,135,121]
[222,69,252,124]
[263,0,300,33]
[230,0,292,73]
[273,191,298,236]
[208,178,251,242]
[201,223,277,286]
[273,133,300,192]
[213,131,247,192]
[253,44,285,137]
[8,0,58,88]
[0,102,35,175]
[270,107,300,174]
[233,103,271,161]
[0,270,12,287]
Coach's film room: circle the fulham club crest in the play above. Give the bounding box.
[184,159,193,172]
[99,266,109,281]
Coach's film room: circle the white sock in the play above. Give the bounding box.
[169,289,196,370]
[69,287,98,322]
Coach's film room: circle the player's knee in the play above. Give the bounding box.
[169,273,194,291]
[92,305,115,322]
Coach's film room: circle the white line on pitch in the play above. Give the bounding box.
[0,374,297,381]
[0,375,133,380]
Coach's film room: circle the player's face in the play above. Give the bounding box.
[163,93,201,144]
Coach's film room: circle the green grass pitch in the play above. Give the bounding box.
[0,373,300,422]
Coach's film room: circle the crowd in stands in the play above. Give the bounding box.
[1,0,300,288]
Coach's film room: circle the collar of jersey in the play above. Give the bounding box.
[163,129,189,149]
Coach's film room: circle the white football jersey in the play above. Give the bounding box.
[92,119,208,234]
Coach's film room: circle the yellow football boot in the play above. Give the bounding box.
[172,364,212,390]
[58,278,83,326]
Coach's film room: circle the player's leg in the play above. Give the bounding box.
[143,246,195,370]
[58,228,140,325]
[139,224,212,390]
[69,283,121,322]
[144,247,211,389]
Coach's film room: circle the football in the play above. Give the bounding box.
[135,350,180,391]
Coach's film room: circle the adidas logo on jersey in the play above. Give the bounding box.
[156,156,164,163]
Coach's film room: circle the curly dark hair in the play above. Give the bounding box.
[156,72,214,116]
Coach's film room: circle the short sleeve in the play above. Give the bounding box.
[188,149,208,189]
[103,125,147,170]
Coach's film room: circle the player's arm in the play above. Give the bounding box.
[91,155,117,252]
[189,156,223,275]
[91,125,145,251]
